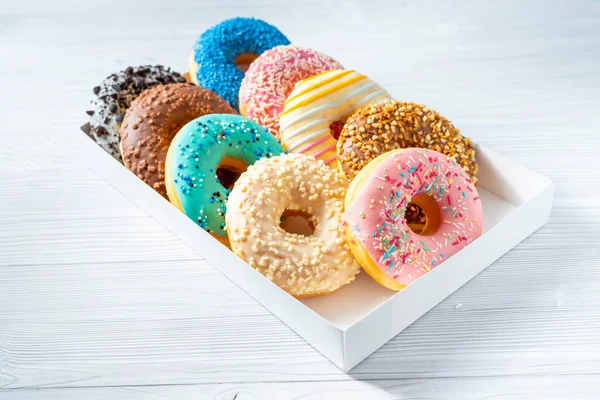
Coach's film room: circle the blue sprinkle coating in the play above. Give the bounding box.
[193,17,290,110]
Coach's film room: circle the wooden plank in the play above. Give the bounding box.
[0,169,200,266]
[2,376,600,400]
[2,195,600,387]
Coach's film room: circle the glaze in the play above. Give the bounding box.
[279,70,390,166]
[344,148,482,290]
[239,45,343,137]
[120,83,235,197]
[226,153,360,296]
[165,114,284,244]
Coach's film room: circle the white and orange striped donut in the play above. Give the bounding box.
[279,69,390,167]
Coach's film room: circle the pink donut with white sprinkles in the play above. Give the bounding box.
[238,45,343,138]
[344,148,483,291]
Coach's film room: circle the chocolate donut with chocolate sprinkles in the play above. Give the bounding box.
[120,83,236,197]
[87,65,187,161]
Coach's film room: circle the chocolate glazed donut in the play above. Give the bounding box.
[120,83,236,197]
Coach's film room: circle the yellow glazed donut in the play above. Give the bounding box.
[226,153,361,297]
[279,70,391,167]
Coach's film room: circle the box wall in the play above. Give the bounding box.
[342,181,554,371]
[78,127,554,372]
[78,132,348,369]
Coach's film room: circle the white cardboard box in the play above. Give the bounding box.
[79,125,554,371]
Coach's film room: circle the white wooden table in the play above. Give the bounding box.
[1,0,599,398]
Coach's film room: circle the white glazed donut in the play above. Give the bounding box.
[226,153,361,297]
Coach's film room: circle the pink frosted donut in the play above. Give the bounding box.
[343,148,483,291]
[238,45,343,137]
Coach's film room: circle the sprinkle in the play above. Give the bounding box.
[170,115,283,235]
[194,17,290,110]
[344,144,479,289]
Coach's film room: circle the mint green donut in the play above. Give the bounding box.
[166,114,284,242]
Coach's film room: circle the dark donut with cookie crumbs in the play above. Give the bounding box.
[337,100,478,184]
[120,83,236,197]
[87,65,187,161]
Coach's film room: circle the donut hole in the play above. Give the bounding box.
[405,203,426,233]
[216,157,248,189]
[407,194,441,236]
[234,53,259,72]
[280,209,315,236]
[329,120,345,140]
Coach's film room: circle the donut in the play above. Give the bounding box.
[343,148,483,291]
[87,65,187,161]
[190,17,290,111]
[279,69,390,167]
[337,100,478,183]
[165,114,284,245]
[239,45,343,137]
[120,83,236,197]
[226,153,360,297]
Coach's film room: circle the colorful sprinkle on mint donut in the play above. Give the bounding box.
[165,114,285,245]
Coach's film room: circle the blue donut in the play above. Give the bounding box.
[192,17,290,111]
